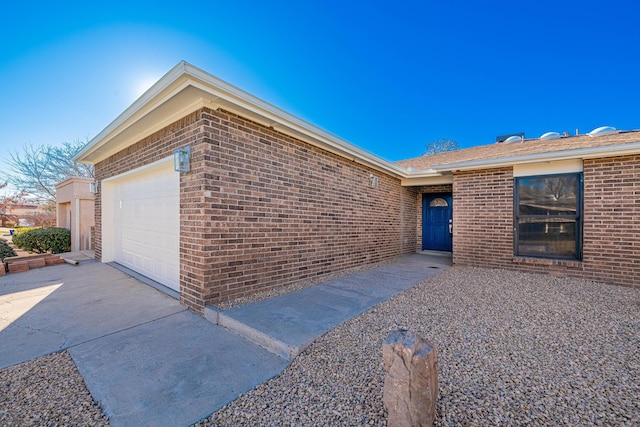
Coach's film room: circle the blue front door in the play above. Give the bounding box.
[422,193,453,251]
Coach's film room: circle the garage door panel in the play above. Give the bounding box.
[107,160,180,291]
[162,232,180,247]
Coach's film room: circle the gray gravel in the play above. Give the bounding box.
[198,266,640,426]
[2,266,639,426]
[0,350,108,426]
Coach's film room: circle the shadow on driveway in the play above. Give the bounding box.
[0,261,288,426]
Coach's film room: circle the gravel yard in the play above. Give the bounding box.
[200,266,640,426]
[2,265,639,426]
[0,351,108,426]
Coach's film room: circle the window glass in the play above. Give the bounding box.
[429,197,448,207]
[517,175,578,215]
[515,173,581,260]
[517,219,577,258]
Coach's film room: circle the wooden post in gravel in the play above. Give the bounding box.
[383,329,438,426]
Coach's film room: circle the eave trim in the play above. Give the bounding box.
[73,61,412,178]
[431,142,640,172]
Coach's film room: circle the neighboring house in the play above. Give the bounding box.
[74,61,640,314]
[55,177,95,252]
[5,203,38,226]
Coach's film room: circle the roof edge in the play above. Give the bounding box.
[73,61,190,163]
[74,61,411,178]
[431,141,640,171]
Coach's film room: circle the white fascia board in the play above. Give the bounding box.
[75,83,202,164]
[76,61,410,178]
[431,142,640,172]
[74,62,191,163]
[184,63,408,177]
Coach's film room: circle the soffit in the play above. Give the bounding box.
[74,62,410,178]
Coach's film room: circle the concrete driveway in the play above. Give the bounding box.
[1,253,450,426]
[0,261,288,427]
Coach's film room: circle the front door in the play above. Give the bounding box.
[422,193,453,251]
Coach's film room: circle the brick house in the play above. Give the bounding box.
[3,203,39,227]
[397,128,640,290]
[75,62,640,314]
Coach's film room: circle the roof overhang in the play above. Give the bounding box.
[74,61,418,179]
[431,142,640,172]
[76,61,640,187]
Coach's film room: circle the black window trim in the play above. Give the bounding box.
[514,172,583,261]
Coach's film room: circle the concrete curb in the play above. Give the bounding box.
[204,306,298,360]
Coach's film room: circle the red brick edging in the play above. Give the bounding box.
[2,254,66,276]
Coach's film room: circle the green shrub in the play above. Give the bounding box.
[11,229,28,248]
[12,227,41,250]
[12,227,71,254]
[0,239,17,261]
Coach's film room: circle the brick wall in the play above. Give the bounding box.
[95,111,210,310]
[95,108,417,313]
[400,186,419,254]
[197,109,416,309]
[452,168,513,267]
[451,160,640,290]
[414,184,453,252]
[582,155,640,288]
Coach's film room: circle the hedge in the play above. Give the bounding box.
[0,240,17,261]
[12,227,71,254]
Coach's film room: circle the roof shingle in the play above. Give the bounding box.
[396,130,640,170]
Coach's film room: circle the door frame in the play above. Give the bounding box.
[422,192,453,251]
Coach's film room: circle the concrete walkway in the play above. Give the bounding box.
[0,253,450,427]
[206,253,451,360]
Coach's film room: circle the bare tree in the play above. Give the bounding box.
[424,138,460,156]
[545,176,576,201]
[2,140,94,203]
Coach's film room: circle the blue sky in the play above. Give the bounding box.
[1,0,639,178]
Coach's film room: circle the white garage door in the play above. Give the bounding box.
[103,158,180,291]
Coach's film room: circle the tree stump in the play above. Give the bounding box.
[383,329,438,426]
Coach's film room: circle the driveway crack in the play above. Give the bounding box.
[67,308,189,351]
[11,323,70,350]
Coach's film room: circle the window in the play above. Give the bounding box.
[429,197,448,207]
[514,173,582,260]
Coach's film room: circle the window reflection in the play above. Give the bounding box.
[518,175,578,215]
[515,173,581,260]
